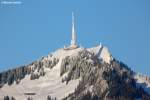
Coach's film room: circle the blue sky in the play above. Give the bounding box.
[0,0,150,76]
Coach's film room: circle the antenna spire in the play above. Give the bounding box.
[71,12,77,47]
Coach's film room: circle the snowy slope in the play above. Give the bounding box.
[0,45,112,100]
[0,48,85,100]
[0,58,80,100]
[87,44,113,64]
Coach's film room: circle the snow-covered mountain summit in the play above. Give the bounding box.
[0,44,111,99]
[52,44,112,63]
[0,45,150,100]
[1,12,150,100]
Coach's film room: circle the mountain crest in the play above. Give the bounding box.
[0,12,150,100]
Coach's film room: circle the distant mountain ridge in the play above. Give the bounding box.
[0,45,150,100]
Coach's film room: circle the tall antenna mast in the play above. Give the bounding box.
[71,12,76,46]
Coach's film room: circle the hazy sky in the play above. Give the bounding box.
[0,0,150,76]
